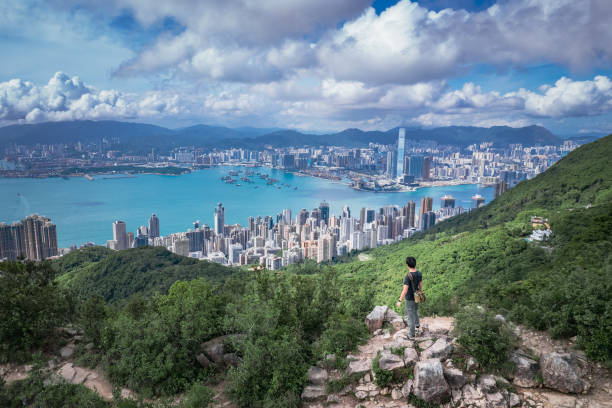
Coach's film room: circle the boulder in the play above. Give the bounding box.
[326,394,339,404]
[347,358,372,376]
[443,366,467,389]
[223,353,241,367]
[59,363,76,382]
[324,354,336,367]
[307,366,328,385]
[385,308,402,322]
[413,359,451,404]
[365,306,388,332]
[301,385,326,401]
[391,318,406,331]
[508,392,521,407]
[417,339,434,350]
[59,344,75,359]
[403,347,418,367]
[541,352,590,394]
[420,337,454,361]
[377,350,405,372]
[485,391,507,408]
[391,387,402,400]
[401,379,413,398]
[200,337,226,365]
[509,352,539,388]
[477,374,498,394]
[196,353,212,368]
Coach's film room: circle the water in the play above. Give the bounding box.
[0,166,493,248]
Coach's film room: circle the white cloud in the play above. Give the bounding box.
[0,72,186,123]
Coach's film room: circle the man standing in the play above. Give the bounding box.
[396,256,422,338]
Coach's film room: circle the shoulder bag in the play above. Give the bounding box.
[407,272,426,303]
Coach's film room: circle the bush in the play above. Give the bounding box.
[0,261,70,362]
[371,352,393,388]
[178,382,214,408]
[453,306,515,370]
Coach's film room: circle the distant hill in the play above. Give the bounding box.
[54,246,236,303]
[0,120,563,151]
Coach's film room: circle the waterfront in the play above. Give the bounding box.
[0,166,493,248]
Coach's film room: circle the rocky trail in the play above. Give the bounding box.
[301,306,612,408]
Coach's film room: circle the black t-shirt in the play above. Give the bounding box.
[403,271,422,301]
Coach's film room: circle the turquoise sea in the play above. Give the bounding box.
[0,166,493,248]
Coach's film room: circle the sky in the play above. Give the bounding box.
[1,0,612,135]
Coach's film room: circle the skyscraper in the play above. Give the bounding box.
[397,128,405,176]
[386,150,397,178]
[441,194,456,208]
[472,194,485,208]
[214,203,225,235]
[419,197,433,221]
[404,200,416,228]
[494,180,508,198]
[408,155,424,179]
[423,156,432,180]
[319,201,330,226]
[148,214,160,238]
[298,209,309,226]
[0,215,58,260]
[420,211,436,230]
[113,220,128,250]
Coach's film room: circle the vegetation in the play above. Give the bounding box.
[453,306,515,370]
[371,352,394,388]
[54,246,235,303]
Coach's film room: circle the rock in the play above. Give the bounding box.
[363,372,371,383]
[324,354,336,367]
[355,390,368,400]
[494,314,506,324]
[508,392,521,407]
[541,352,590,394]
[391,318,406,331]
[365,306,388,332]
[378,350,405,372]
[326,394,340,404]
[301,385,326,401]
[421,338,453,361]
[443,366,467,389]
[59,363,75,382]
[59,344,75,359]
[509,352,539,388]
[84,343,94,351]
[391,387,402,400]
[418,339,433,350]
[401,379,413,398]
[196,353,212,368]
[347,358,372,376]
[485,391,507,408]
[355,383,377,393]
[461,383,484,402]
[307,366,328,385]
[545,393,578,408]
[404,347,418,366]
[200,337,226,365]
[426,318,454,335]
[72,367,90,385]
[385,308,402,322]
[223,353,241,367]
[373,329,383,336]
[466,356,479,371]
[413,359,451,404]
[478,374,498,394]
[380,387,390,396]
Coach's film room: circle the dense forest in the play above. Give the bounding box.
[1,135,611,407]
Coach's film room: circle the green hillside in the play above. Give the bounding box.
[54,246,236,303]
[334,135,612,363]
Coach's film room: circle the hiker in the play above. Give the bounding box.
[396,256,422,338]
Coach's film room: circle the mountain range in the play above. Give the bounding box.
[0,120,575,151]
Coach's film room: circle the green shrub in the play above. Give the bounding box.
[372,352,393,388]
[453,306,515,370]
[178,382,214,408]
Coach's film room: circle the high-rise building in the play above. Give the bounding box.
[420,211,436,230]
[386,150,397,178]
[441,195,456,208]
[365,208,376,224]
[472,194,486,208]
[404,200,416,228]
[298,209,309,226]
[149,214,160,238]
[113,220,128,250]
[0,215,58,260]
[397,128,405,176]
[494,180,508,198]
[342,205,351,219]
[419,197,433,222]
[408,155,424,179]
[319,201,330,226]
[214,203,225,236]
[423,156,432,180]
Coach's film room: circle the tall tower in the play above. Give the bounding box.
[406,200,416,228]
[441,195,456,208]
[397,128,405,176]
[423,156,432,181]
[214,203,225,236]
[386,150,397,179]
[149,214,160,238]
[319,201,330,226]
[113,220,128,250]
[472,194,485,208]
[419,197,433,224]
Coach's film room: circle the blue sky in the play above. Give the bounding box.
[1,0,611,135]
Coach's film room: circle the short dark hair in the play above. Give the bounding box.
[405,256,416,268]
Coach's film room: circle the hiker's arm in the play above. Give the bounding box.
[419,281,423,290]
[396,285,409,308]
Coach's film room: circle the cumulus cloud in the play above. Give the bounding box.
[0,72,185,123]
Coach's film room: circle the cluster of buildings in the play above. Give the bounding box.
[107,195,487,269]
[0,214,58,260]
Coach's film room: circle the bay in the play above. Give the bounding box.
[0,166,493,248]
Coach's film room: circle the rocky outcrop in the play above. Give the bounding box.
[365,306,388,332]
[443,365,467,389]
[199,335,243,368]
[508,352,539,388]
[377,350,404,372]
[420,337,453,361]
[541,352,590,394]
[347,358,372,376]
[413,359,451,404]
[306,366,328,385]
[403,347,418,366]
